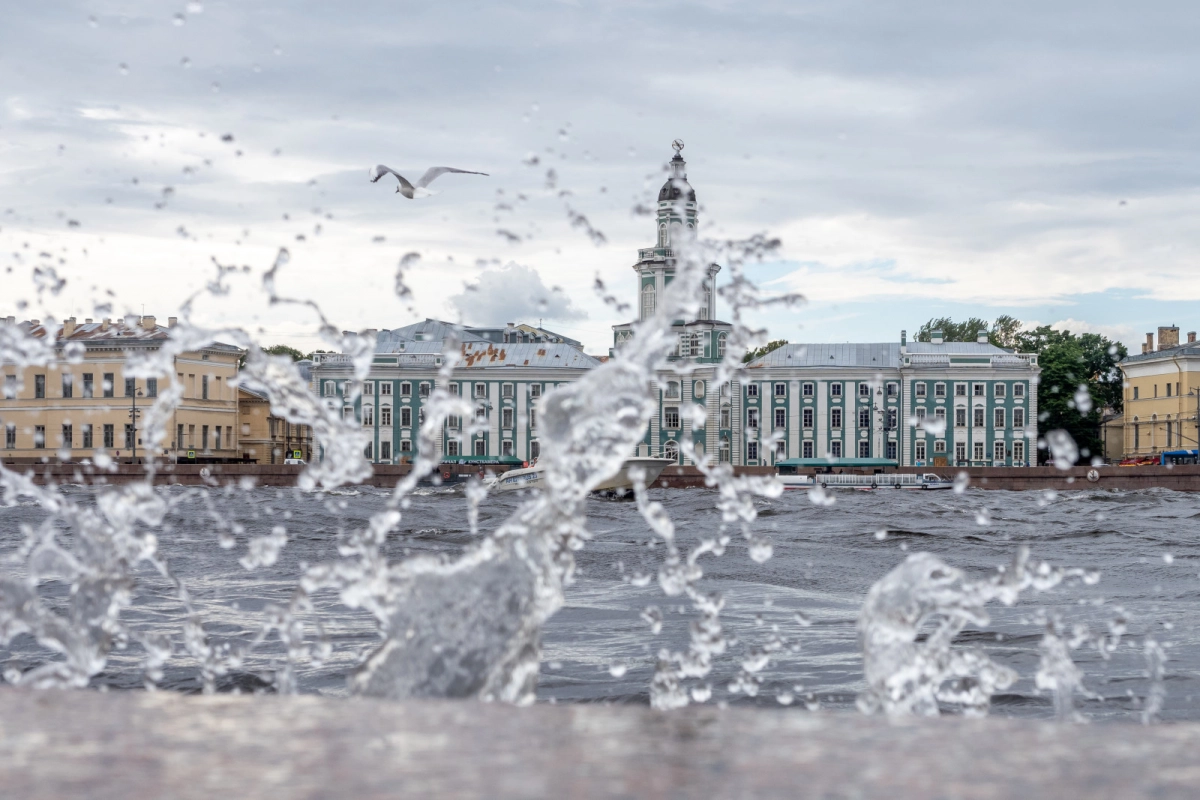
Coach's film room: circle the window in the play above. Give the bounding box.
[401,439,413,452]
[201,425,209,450]
[831,408,842,429]
[124,424,134,449]
[34,425,45,448]
[859,383,870,398]
[935,407,946,424]
[124,377,136,397]
[915,407,927,422]
[364,442,373,460]
[530,441,540,460]
[1168,383,1173,397]
[720,407,731,428]
[380,383,392,396]
[202,375,210,400]
[994,441,1006,464]
[802,440,813,458]
[381,406,392,426]
[973,442,985,460]
[775,440,786,459]
[774,383,786,397]
[187,424,195,447]
[177,424,184,449]
[380,441,392,460]
[530,384,542,398]
[955,442,966,463]
[103,373,114,397]
[694,381,705,397]
[679,333,691,358]
[774,408,786,429]
[529,409,537,429]
[934,383,946,398]
[61,373,73,398]
[362,405,373,426]
[994,408,1005,428]
[746,383,758,398]
[446,440,459,456]
[915,441,926,462]
[502,383,514,398]
[61,424,72,449]
[744,408,756,429]
[803,407,813,428]
[448,383,459,396]
[830,440,842,458]
[955,408,966,427]
[82,425,93,449]
[720,440,731,462]
[746,441,758,461]
[1013,408,1025,429]
[3,374,14,399]
[103,424,114,448]
[858,408,870,429]
[1013,441,1025,464]
[973,408,984,427]
[666,381,681,399]
[474,439,486,456]
[934,439,946,453]
[887,382,898,397]
[802,382,814,397]
[1013,383,1025,398]
[642,284,656,317]
[955,383,967,397]
[830,383,842,398]
[1167,421,1174,447]
[886,441,897,460]
[994,383,1006,398]
[502,408,514,428]
[717,334,727,358]
[146,378,157,398]
[914,382,926,398]
[214,427,222,451]
[35,374,45,398]
[324,381,335,396]
[502,440,514,456]
[364,382,374,396]
[401,382,412,397]
[475,405,487,421]
[401,407,412,427]
[858,440,870,458]
[887,409,897,429]
[419,383,430,398]
[973,383,984,397]
[82,373,93,398]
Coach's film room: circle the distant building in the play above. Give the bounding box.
[238,359,314,464]
[1118,326,1200,458]
[741,330,1040,467]
[0,315,242,464]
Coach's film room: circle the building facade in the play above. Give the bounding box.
[0,315,243,464]
[1119,326,1200,458]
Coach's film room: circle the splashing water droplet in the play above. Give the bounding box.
[1046,429,1079,470]
[690,684,712,703]
[1073,385,1093,415]
[607,662,627,678]
[1163,553,1175,565]
[186,1,204,12]
[874,529,888,540]
[748,538,773,563]
[953,472,969,494]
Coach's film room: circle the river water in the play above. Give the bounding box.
[2,484,1197,722]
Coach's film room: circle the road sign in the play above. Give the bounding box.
[187,450,196,459]
[293,450,302,459]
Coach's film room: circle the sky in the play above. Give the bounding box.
[4,1,1200,353]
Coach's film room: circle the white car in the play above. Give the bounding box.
[283,458,306,465]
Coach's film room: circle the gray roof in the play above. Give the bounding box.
[750,340,1016,369]
[375,319,488,350]
[458,341,600,369]
[11,317,241,353]
[1121,343,1200,365]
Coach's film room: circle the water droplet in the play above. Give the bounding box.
[88,15,99,27]
[1163,553,1175,565]
[173,12,185,26]
[186,1,204,13]
[1073,385,1093,415]
[117,63,129,75]
[953,471,969,494]
[1046,429,1079,470]
[607,662,627,677]
[180,56,191,68]
[874,529,888,540]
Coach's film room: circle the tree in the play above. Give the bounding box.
[265,344,305,361]
[743,339,788,363]
[915,315,1021,348]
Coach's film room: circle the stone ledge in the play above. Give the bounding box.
[0,689,1197,799]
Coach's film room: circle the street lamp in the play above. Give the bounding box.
[129,387,143,465]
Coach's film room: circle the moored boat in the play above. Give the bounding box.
[777,473,952,490]
[490,457,676,494]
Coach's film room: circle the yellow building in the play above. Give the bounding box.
[0,316,243,465]
[238,381,314,464]
[1119,325,1200,458]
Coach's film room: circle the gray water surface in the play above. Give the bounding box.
[2,485,1196,722]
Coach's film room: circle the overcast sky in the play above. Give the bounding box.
[4,1,1200,352]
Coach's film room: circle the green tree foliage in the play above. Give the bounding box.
[743,339,788,363]
[915,315,1022,347]
[264,344,305,361]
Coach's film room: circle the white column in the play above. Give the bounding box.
[516,382,527,461]
[789,380,800,459]
[489,381,500,457]
[817,381,827,458]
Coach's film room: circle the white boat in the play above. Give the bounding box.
[490,457,676,494]
[777,473,953,491]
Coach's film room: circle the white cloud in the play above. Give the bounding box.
[448,262,586,327]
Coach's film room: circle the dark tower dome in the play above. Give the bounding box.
[658,153,697,202]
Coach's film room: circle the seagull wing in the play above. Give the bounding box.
[414,166,489,189]
[369,165,416,197]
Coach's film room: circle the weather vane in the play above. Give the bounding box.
[672,138,684,154]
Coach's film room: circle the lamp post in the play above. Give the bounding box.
[129,387,143,464]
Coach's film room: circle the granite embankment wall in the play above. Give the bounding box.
[5,461,1200,491]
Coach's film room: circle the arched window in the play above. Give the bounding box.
[658,224,667,247]
[700,285,711,320]
[717,333,727,358]
[664,439,679,462]
[665,381,681,400]
[642,284,656,318]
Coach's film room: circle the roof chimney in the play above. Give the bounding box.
[1146,332,1154,352]
[976,330,988,343]
[1189,331,1197,344]
[900,329,907,354]
[168,316,177,327]
[930,330,944,345]
[62,317,76,337]
[101,318,111,331]
[142,315,156,331]
[1158,325,1180,350]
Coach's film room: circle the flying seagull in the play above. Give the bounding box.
[369,165,488,198]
